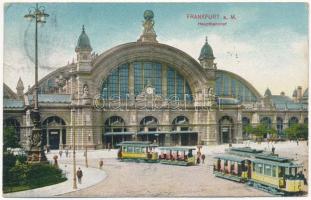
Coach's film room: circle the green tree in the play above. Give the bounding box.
[3,126,20,150]
[285,124,308,140]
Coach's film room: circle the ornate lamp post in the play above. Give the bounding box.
[24,3,49,162]
[72,108,77,189]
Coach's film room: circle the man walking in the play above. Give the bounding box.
[76,167,83,184]
[201,154,206,164]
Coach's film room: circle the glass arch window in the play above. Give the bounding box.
[101,62,193,100]
[167,66,192,100]
[101,64,129,99]
[134,62,162,95]
[216,72,257,102]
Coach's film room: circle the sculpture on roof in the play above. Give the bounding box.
[138,10,157,43]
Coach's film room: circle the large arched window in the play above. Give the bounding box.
[216,71,258,102]
[101,64,129,99]
[288,116,299,128]
[260,117,272,129]
[104,116,126,132]
[4,118,21,142]
[101,62,192,100]
[167,66,192,100]
[134,62,162,95]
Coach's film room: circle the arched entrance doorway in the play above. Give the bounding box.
[139,116,159,143]
[42,116,66,150]
[104,116,129,148]
[171,116,197,146]
[219,116,234,144]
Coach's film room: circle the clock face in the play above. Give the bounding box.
[146,87,153,94]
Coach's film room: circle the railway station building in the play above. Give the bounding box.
[3,10,308,149]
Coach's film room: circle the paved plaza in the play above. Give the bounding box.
[3,141,308,197]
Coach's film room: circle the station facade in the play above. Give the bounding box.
[3,11,308,149]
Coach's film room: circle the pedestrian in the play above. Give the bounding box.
[59,150,63,157]
[99,159,104,169]
[272,146,275,155]
[201,154,206,164]
[76,167,83,184]
[196,156,201,165]
[65,149,69,158]
[296,139,299,146]
[108,143,111,151]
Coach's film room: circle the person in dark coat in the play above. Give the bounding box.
[77,167,83,184]
[201,154,206,164]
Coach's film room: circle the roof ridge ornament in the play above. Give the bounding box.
[137,10,158,43]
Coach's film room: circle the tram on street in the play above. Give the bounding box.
[213,147,306,196]
[158,147,196,166]
[117,141,158,162]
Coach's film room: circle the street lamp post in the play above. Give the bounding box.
[72,108,77,189]
[85,133,91,168]
[24,3,49,162]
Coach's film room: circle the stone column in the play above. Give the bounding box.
[235,109,243,143]
[59,129,63,149]
[47,122,50,147]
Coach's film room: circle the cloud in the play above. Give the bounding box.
[162,29,308,96]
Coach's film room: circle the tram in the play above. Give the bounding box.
[158,147,196,166]
[117,141,158,162]
[213,147,306,195]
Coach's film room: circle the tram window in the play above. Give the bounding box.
[290,167,296,176]
[264,164,272,176]
[285,167,290,176]
[127,146,133,152]
[258,164,263,174]
[279,167,285,177]
[272,165,277,177]
[134,147,141,153]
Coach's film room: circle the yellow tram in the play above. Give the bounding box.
[117,141,158,162]
[213,147,306,195]
[158,147,196,166]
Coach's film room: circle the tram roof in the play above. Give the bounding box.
[214,154,250,163]
[117,141,158,147]
[254,154,291,162]
[252,158,303,167]
[158,146,196,151]
[228,147,264,154]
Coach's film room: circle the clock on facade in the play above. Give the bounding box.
[146,87,154,95]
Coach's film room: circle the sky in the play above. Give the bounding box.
[3,2,309,96]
